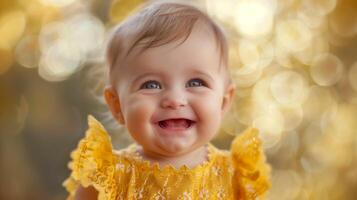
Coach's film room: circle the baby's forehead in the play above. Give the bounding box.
[107,2,228,86]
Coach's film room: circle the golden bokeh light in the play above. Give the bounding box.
[253,77,279,108]
[296,8,325,29]
[268,170,302,200]
[253,107,284,149]
[238,39,260,67]
[300,0,337,17]
[39,39,82,81]
[293,35,329,65]
[279,105,304,131]
[276,19,312,52]
[338,73,357,105]
[0,10,26,50]
[234,0,275,38]
[274,46,295,69]
[61,13,105,61]
[205,0,236,22]
[302,86,336,121]
[15,34,40,68]
[39,0,77,7]
[232,64,263,88]
[310,53,344,86]
[270,70,308,106]
[234,96,258,126]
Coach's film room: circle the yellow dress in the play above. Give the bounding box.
[63,115,271,200]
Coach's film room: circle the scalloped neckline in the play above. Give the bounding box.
[123,143,217,172]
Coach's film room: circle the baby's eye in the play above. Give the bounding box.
[140,80,162,89]
[186,78,206,87]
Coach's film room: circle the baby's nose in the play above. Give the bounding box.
[160,90,187,109]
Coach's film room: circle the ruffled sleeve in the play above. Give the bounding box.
[231,128,271,200]
[62,115,118,200]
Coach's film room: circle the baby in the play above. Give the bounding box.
[63,1,271,200]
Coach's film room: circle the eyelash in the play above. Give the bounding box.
[186,78,207,87]
[140,80,162,89]
[139,78,207,90]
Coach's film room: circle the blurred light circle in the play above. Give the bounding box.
[274,46,294,68]
[294,36,329,65]
[253,78,279,108]
[238,40,260,67]
[64,14,105,59]
[348,62,357,92]
[269,170,302,200]
[15,35,40,69]
[302,121,323,149]
[276,19,312,52]
[232,64,263,88]
[39,40,82,81]
[253,108,284,149]
[297,8,325,28]
[234,0,275,37]
[337,73,357,104]
[234,97,258,125]
[310,53,344,86]
[0,49,14,75]
[221,107,245,135]
[40,0,77,7]
[0,10,27,50]
[279,105,304,131]
[301,0,337,16]
[320,102,338,133]
[205,0,236,22]
[270,71,308,106]
[275,0,297,14]
[39,21,64,53]
[258,41,275,69]
[303,86,335,121]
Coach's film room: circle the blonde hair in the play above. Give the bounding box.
[106,1,229,86]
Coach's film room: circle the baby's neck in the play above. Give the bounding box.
[136,145,208,169]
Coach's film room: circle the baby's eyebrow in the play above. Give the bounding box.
[190,69,215,82]
[132,72,160,84]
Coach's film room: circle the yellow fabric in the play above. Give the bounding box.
[63,115,271,200]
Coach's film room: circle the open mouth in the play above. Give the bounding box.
[158,119,195,129]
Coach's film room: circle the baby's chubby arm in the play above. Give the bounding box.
[74,185,98,200]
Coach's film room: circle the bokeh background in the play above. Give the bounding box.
[1,0,357,199]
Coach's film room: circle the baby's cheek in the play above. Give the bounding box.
[123,98,153,126]
[194,97,222,133]
[128,103,152,122]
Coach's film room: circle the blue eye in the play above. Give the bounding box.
[140,80,161,89]
[186,78,205,87]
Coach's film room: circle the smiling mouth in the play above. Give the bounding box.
[158,119,196,130]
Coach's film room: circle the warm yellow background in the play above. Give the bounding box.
[0,0,356,199]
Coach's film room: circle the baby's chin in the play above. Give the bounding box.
[154,137,198,155]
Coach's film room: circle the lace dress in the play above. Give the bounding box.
[63,115,271,200]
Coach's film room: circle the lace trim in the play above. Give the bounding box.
[116,143,218,173]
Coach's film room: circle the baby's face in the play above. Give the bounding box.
[106,24,234,157]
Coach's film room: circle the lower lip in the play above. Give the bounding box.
[154,123,195,135]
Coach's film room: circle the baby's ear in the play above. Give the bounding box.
[104,86,125,124]
[221,83,236,115]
